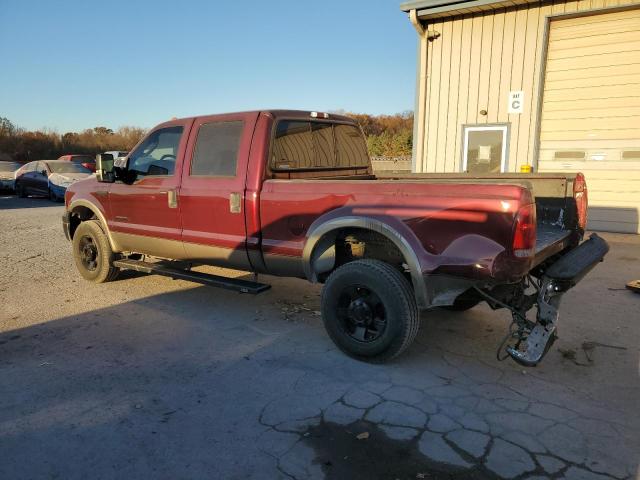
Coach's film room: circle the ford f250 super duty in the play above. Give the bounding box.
[62,110,609,366]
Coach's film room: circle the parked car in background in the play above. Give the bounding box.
[58,154,96,172]
[16,160,92,201]
[0,161,22,192]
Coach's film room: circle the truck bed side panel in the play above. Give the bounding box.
[259,180,533,282]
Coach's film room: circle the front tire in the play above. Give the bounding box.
[321,259,420,362]
[72,220,120,283]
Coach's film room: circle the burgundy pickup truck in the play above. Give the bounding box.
[63,110,608,366]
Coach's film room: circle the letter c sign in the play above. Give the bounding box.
[508,91,524,114]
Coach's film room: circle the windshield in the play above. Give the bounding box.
[0,162,21,172]
[48,163,91,174]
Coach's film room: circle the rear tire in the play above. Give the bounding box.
[72,220,120,283]
[321,259,419,362]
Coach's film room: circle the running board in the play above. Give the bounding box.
[113,259,271,294]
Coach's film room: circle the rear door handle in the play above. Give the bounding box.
[167,190,178,209]
[229,192,241,213]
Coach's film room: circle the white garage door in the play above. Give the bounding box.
[538,7,640,234]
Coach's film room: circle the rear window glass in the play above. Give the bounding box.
[271,120,369,170]
[334,124,370,168]
[191,121,244,177]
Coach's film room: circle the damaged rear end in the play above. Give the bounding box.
[472,173,609,366]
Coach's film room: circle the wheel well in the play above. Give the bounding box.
[313,228,410,283]
[69,206,97,239]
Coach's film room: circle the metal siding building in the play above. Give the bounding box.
[402,0,640,233]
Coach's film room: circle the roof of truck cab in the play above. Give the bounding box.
[167,110,357,124]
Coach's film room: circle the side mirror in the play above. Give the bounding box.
[41,170,48,176]
[96,153,115,183]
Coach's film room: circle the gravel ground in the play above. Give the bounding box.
[0,194,639,480]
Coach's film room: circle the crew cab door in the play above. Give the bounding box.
[179,112,259,270]
[107,119,192,258]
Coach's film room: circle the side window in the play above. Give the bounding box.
[190,121,244,177]
[127,126,183,178]
[24,162,36,173]
[334,124,369,168]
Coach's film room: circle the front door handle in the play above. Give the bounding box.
[167,190,178,209]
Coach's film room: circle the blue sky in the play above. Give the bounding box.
[0,0,417,132]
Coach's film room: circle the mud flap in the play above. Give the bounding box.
[506,233,609,367]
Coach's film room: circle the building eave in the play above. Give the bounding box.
[400,0,540,20]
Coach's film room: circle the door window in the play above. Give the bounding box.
[127,126,184,178]
[462,125,509,173]
[190,121,244,177]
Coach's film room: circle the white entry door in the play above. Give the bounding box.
[462,125,509,174]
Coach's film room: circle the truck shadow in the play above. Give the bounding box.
[0,284,501,479]
[0,195,62,210]
[0,276,637,479]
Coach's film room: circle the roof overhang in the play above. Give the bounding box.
[400,0,539,21]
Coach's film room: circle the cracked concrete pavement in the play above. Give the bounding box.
[1,195,639,479]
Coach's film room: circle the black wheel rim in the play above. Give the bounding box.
[78,235,99,271]
[336,285,387,343]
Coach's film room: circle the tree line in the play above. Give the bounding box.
[0,117,146,163]
[341,111,413,158]
[0,111,413,163]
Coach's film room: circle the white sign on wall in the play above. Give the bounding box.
[508,90,524,114]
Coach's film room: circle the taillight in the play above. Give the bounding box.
[574,172,588,231]
[513,203,537,258]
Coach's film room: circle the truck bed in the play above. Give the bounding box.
[535,224,571,262]
[376,172,582,266]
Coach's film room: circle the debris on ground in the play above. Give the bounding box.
[558,348,591,366]
[559,340,627,366]
[356,432,370,440]
[276,300,319,321]
[626,280,640,293]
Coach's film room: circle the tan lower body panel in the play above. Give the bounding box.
[262,253,306,279]
[111,231,253,270]
[111,232,307,277]
[111,232,188,260]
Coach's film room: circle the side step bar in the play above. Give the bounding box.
[113,258,271,294]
